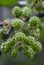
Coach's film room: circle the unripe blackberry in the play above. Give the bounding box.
[28,16,40,29]
[1,37,15,53]
[25,37,42,53]
[24,46,35,58]
[33,41,42,53]
[22,7,32,18]
[11,47,19,57]
[11,19,24,30]
[15,32,26,42]
[12,6,22,17]
[24,36,36,45]
[30,28,40,40]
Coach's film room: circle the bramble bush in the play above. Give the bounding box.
[0,0,44,58]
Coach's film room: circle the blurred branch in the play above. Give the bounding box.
[32,11,44,17]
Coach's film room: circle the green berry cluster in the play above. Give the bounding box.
[0,6,42,58]
[24,36,36,45]
[12,6,32,18]
[28,16,40,40]
[23,36,42,58]
[11,18,24,30]
[15,32,26,41]
[21,7,32,18]
[28,16,40,29]
[24,46,35,58]
[1,36,15,53]
[12,6,22,17]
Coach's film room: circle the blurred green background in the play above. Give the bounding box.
[0,0,18,6]
[0,0,44,65]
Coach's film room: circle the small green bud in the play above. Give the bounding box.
[15,32,26,42]
[11,19,24,30]
[22,7,32,18]
[24,46,35,58]
[28,16,40,29]
[12,6,22,17]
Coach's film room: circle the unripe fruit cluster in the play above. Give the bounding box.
[1,37,15,53]
[24,46,35,58]
[0,6,42,58]
[21,7,32,18]
[1,32,42,58]
[12,6,22,17]
[12,6,32,18]
[11,19,24,30]
[28,16,40,40]
[28,16,40,29]
[15,32,26,41]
